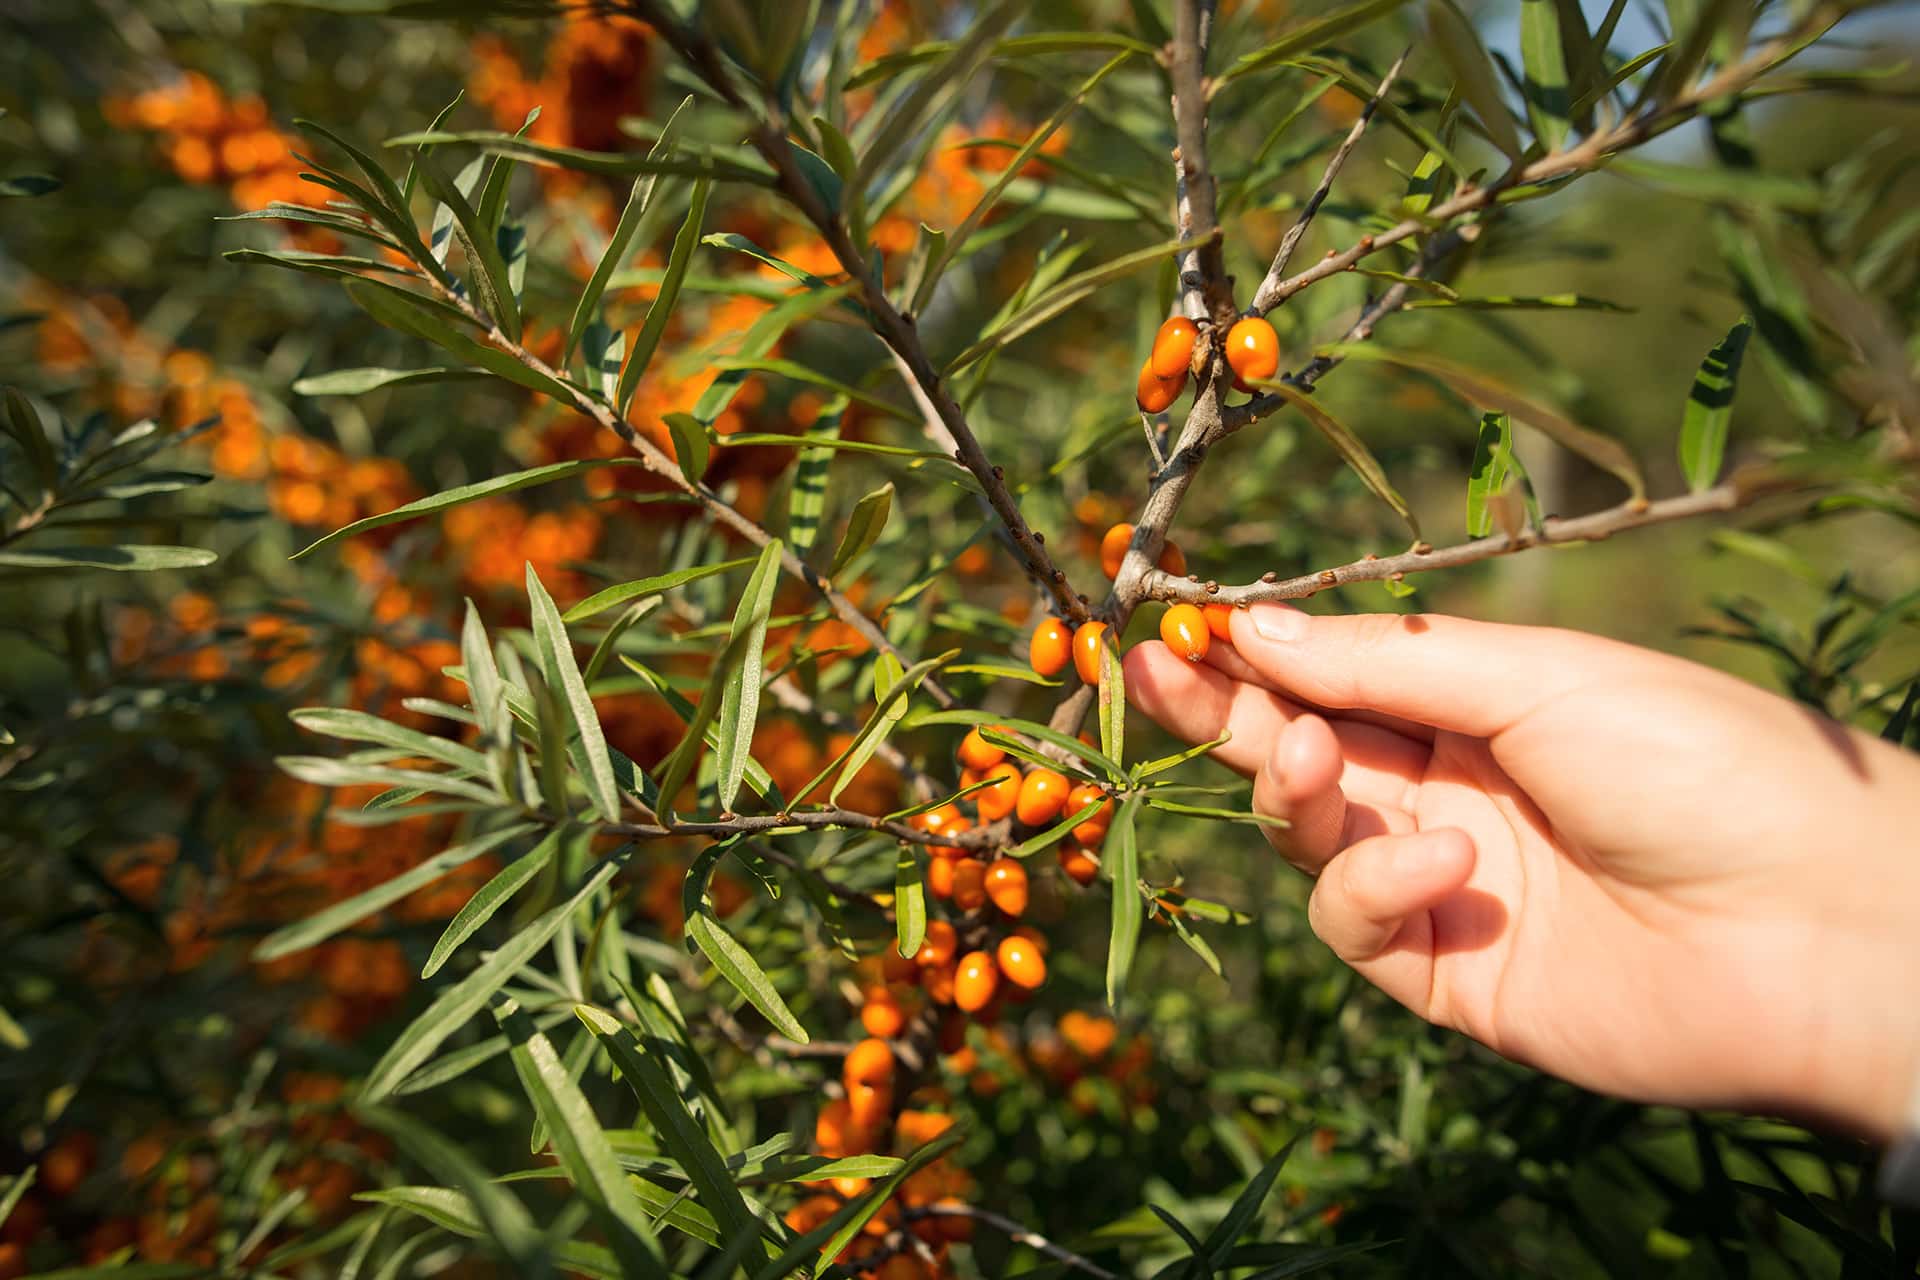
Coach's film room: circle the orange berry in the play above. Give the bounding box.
[914,920,957,968]
[1203,602,1234,642]
[1135,358,1187,413]
[951,858,987,912]
[1099,523,1134,579]
[815,1098,853,1155]
[1058,843,1100,885]
[1028,617,1072,678]
[1158,539,1187,576]
[874,1255,924,1280]
[1225,315,1280,388]
[861,987,906,1039]
[1059,1010,1118,1059]
[974,761,1021,823]
[954,950,998,1012]
[1072,620,1110,685]
[1160,603,1211,662]
[786,1194,838,1232]
[983,857,1029,916]
[1065,783,1113,844]
[831,1175,873,1199]
[1015,768,1069,827]
[959,765,983,788]
[881,948,918,984]
[911,803,964,836]
[996,935,1047,990]
[843,1037,894,1090]
[933,1197,975,1241]
[923,960,957,1005]
[896,1110,955,1147]
[1150,315,1199,380]
[846,1081,892,1133]
[957,726,1005,772]
[926,856,955,899]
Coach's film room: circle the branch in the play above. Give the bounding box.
[1169,0,1233,325]
[606,807,995,854]
[625,0,1092,625]
[1250,45,1410,313]
[1138,481,1769,605]
[910,1202,1119,1280]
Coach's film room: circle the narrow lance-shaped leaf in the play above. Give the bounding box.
[895,850,927,958]
[342,279,575,403]
[527,564,622,823]
[687,909,810,1043]
[1519,0,1572,151]
[1262,381,1420,539]
[785,400,841,555]
[827,482,892,578]
[0,545,217,572]
[653,628,756,819]
[712,539,783,812]
[292,366,490,397]
[563,555,756,623]
[1201,1136,1302,1263]
[1678,315,1752,491]
[1217,0,1413,84]
[1426,0,1523,158]
[417,156,520,340]
[422,826,567,979]
[854,0,1023,189]
[1106,797,1143,1008]
[826,649,956,806]
[1098,640,1125,775]
[617,176,711,417]
[663,412,709,487]
[1467,411,1516,537]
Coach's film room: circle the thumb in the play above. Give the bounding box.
[1307,828,1476,1014]
[1228,604,1600,738]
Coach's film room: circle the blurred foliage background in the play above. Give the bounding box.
[2,0,1919,1276]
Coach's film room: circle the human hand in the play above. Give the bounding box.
[1124,604,1920,1139]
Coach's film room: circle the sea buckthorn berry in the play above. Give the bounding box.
[1135,359,1187,414]
[1101,522,1186,580]
[1015,767,1069,826]
[954,950,998,1012]
[951,858,987,912]
[959,766,983,789]
[914,920,957,968]
[957,726,1005,772]
[846,1081,892,1134]
[896,1110,956,1147]
[1072,620,1110,685]
[1225,315,1281,389]
[843,1036,894,1089]
[923,961,957,1005]
[831,1175,873,1199]
[875,1254,925,1280]
[1160,603,1211,662]
[933,1196,975,1241]
[996,934,1047,989]
[911,803,963,836]
[1065,783,1113,843]
[861,986,906,1039]
[815,1099,853,1156]
[1158,539,1187,577]
[1150,315,1199,380]
[1028,617,1072,678]
[881,948,918,984]
[786,1194,838,1232]
[1059,843,1100,885]
[1203,602,1234,642]
[975,761,1021,822]
[926,856,955,899]
[983,857,1029,916]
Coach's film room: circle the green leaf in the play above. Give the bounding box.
[528,563,622,823]
[686,910,808,1043]
[1466,411,1517,537]
[1610,156,1823,211]
[575,1005,767,1252]
[0,173,60,198]
[714,431,948,462]
[1679,315,1753,491]
[1260,381,1420,539]
[618,176,711,416]
[493,1002,665,1275]
[565,96,694,365]
[947,235,1197,373]
[1426,0,1523,158]
[1132,731,1232,782]
[1008,797,1109,860]
[3,388,57,490]
[1098,637,1125,773]
[291,366,491,396]
[1142,798,1289,827]
[822,649,955,806]
[386,129,774,185]
[663,413,710,487]
[253,824,533,961]
[1519,0,1572,150]
[361,853,625,1100]
[354,1105,539,1262]
[221,247,422,281]
[563,556,757,623]
[294,119,432,262]
[908,709,1120,777]
[342,279,574,403]
[827,482,892,578]
[709,358,915,424]
[894,850,927,958]
[712,540,783,813]
[294,458,643,559]
[650,628,754,819]
[423,827,566,978]
[1106,797,1142,1008]
[0,545,216,572]
[460,599,504,741]
[807,1128,967,1272]
[785,405,839,556]
[1202,1136,1302,1261]
[289,707,490,775]
[417,156,520,340]
[1218,0,1413,84]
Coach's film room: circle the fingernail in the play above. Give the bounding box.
[1249,603,1306,642]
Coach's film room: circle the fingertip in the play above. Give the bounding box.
[1272,713,1342,802]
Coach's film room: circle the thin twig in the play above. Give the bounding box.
[911,1202,1119,1280]
[606,807,994,853]
[1138,481,1775,605]
[1252,45,1410,311]
[1140,410,1169,471]
[1168,0,1233,326]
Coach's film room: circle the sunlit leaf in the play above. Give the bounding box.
[713,539,783,812]
[1679,316,1752,491]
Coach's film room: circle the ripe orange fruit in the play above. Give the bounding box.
[1028,617,1072,678]
[1072,620,1110,685]
[861,986,906,1039]
[914,920,957,968]
[846,1081,892,1133]
[926,856,955,899]
[911,803,964,836]
[1065,782,1113,843]
[923,960,957,1005]
[1225,315,1280,388]
[786,1193,839,1232]
[975,761,1021,822]
[895,1110,955,1147]
[1135,359,1187,413]
[957,726,1005,772]
[983,857,1028,916]
[1150,315,1199,380]
[881,948,917,983]
[875,1255,926,1280]
[1101,523,1186,580]
[1158,539,1188,576]
[843,1036,894,1089]
[951,858,987,911]
[1059,1010,1118,1059]
[996,934,1046,989]
[954,950,998,1012]
[814,1098,853,1156]
[1015,767,1069,826]
[1203,602,1234,641]
[1160,603,1211,662]
[831,1175,873,1199]
[1059,842,1100,885]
